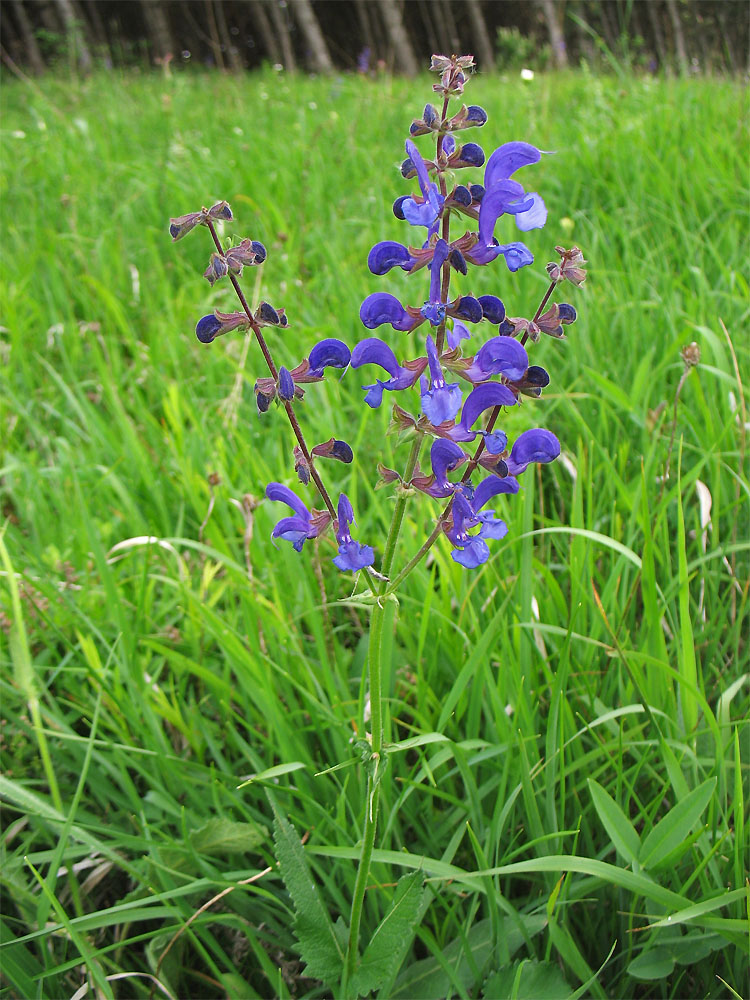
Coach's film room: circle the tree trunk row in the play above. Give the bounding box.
[2,0,746,76]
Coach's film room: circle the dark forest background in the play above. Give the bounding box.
[2,0,748,78]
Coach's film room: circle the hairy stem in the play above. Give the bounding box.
[344,435,424,990]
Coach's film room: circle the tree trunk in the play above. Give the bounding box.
[416,0,441,60]
[646,0,667,69]
[54,0,92,71]
[251,0,281,65]
[204,0,226,70]
[380,0,419,76]
[11,0,46,73]
[354,0,376,65]
[267,0,297,71]
[214,0,244,70]
[83,0,111,65]
[666,0,689,74]
[466,0,495,73]
[291,0,333,73]
[537,0,568,68]
[140,0,175,62]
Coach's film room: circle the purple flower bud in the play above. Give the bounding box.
[453,296,483,323]
[256,388,273,413]
[208,201,233,222]
[251,240,267,263]
[196,315,222,344]
[449,248,467,275]
[524,366,550,387]
[258,301,280,325]
[360,292,418,332]
[497,318,515,336]
[424,103,439,127]
[456,142,485,168]
[558,303,577,323]
[470,184,485,202]
[312,437,354,464]
[477,295,505,324]
[466,105,488,125]
[203,253,229,286]
[393,196,408,220]
[308,338,351,376]
[442,135,456,156]
[277,366,295,401]
[452,185,472,206]
[401,157,416,179]
[368,241,415,275]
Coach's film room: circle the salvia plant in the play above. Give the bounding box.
[170,53,586,997]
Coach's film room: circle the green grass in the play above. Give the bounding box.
[1,65,748,998]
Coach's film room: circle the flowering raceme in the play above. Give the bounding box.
[347,54,582,569]
[170,53,584,577]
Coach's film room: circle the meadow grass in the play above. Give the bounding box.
[1,65,748,998]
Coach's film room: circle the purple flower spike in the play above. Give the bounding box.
[368,241,416,275]
[333,494,375,572]
[360,292,418,332]
[505,428,561,475]
[454,382,517,440]
[429,439,466,497]
[308,338,351,376]
[421,335,463,425]
[266,482,328,552]
[351,337,419,407]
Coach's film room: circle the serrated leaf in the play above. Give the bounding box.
[189,817,267,856]
[588,778,640,867]
[639,778,716,871]
[482,959,572,999]
[627,946,675,980]
[350,870,424,995]
[268,794,344,985]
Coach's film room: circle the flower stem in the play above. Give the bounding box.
[344,434,423,990]
[205,220,337,518]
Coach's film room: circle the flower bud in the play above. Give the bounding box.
[196,315,222,344]
[277,366,295,401]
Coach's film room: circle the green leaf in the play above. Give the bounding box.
[268,793,344,985]
[588,778,641,867]
[482,959,572,999]
[350,870,424,996]
[627,946,675,980]
[392,915,546,999]
[639,778,716,871]
[189,817,267,856]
